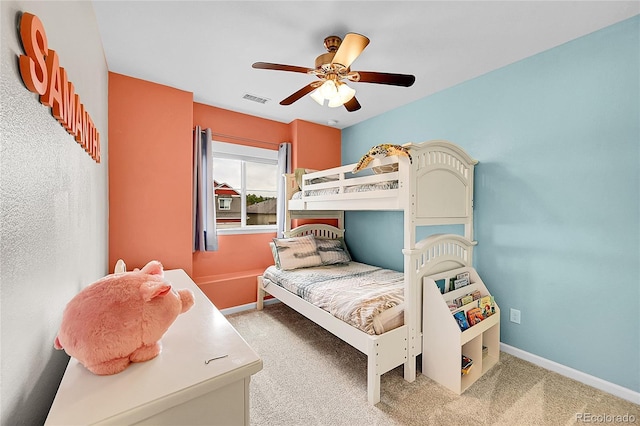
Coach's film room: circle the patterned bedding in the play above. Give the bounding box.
[291,180,398,199]
[262,261,405,335]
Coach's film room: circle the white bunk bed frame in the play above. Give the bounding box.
[285,139,478,242]
[257,140,478,404]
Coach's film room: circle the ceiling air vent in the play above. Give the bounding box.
[242,93,270,104]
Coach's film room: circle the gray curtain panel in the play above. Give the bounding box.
[276,142,291,238]
[193,126,218,251]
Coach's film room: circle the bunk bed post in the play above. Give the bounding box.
[465,160,476,241]
[337,211,344,230]
[401,155,418,383]
[283,173,293,234]
[367,348,381,405]
[256,276,265,310]
[402,256,419,383]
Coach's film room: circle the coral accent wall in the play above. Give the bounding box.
[193,102,290,149]
[109,85,340,309]
[290,119,341,171]
[109,73,194,274]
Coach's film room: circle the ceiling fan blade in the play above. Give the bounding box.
[280,84,317,105]
[331,33,370,68]
[355,71,416,87]
[252,62,312,74]
[343,96,361,112]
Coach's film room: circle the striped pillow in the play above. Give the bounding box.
[315,237,352,265]
[272,235,323,270]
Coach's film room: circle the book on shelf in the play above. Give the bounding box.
[453,277,469,290]
[460,294,474,306]
[478,295,496,317]
[457,271,470,281]
[461,355,473,375]
[453,311,469,331]
[449,272,470,292]
[451,290,481,309]
[435,278,447,294]
[451,296,461,309]
[466,307,485,326]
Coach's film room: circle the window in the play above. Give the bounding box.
[211,142,278,234]
[218,198,232,210]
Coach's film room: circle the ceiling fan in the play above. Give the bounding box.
[252,33,416,112]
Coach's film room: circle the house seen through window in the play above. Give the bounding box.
[212,142,278,234]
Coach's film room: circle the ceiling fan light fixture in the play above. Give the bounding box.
[328,82,356,107]
[327,96,343,108]
[329,82,356,108]
[337,83,356,104]
[310,89,325,106]
[314,80,357,108]
[319,80,338,98]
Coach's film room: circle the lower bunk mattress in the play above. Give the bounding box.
[262,262,405,335]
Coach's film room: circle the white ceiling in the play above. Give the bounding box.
[92,1,639,129]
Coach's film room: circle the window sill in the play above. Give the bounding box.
[216,226,277,236]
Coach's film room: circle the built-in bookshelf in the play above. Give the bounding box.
[422,266,500,394]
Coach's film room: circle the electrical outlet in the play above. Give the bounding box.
[510,308,521,324]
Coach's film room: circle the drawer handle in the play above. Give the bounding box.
[205,354,228,364]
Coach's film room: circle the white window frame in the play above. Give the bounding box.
[212,141,278,235]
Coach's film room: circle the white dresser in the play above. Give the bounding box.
[45,269,263,425]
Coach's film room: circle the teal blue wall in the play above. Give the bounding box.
[342,17,639,392]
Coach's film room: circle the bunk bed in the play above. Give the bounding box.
[256,140,478,404]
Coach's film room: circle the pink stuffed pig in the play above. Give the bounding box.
[54,260,194,375]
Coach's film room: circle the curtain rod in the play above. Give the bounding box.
[210,132,284,148]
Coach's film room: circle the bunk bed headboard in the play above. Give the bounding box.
[402,233,477,351]
[403,233,477,277]
[408,140,478,227]
[284,224,345,239]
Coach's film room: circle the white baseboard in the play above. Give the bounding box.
[500,343,640,405]
[220,298,280,316]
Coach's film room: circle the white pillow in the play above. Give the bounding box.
[272,235,323,270]
[315,237,351,265]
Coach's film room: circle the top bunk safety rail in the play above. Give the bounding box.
[287,140,478,214]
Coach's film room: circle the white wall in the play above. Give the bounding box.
[0,1,108,424]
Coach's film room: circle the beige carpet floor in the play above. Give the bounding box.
[227,303,639,426]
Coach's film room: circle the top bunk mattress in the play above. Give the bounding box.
[262,261,404,335]
[291,180,398,199]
